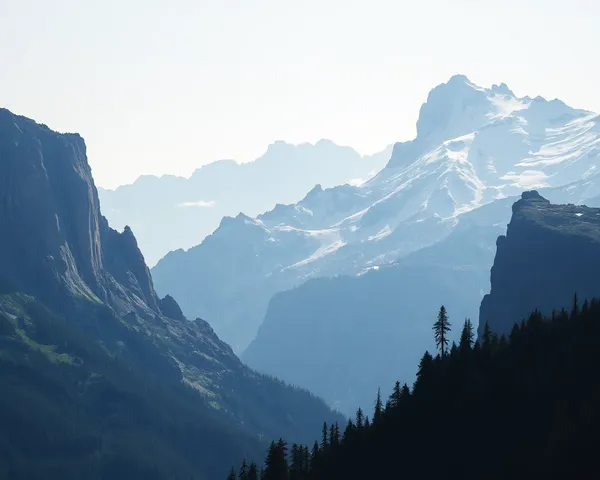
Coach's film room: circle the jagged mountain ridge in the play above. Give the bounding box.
[0,108,343,478]
[152,75,600,353]
[99,140,392,266]
[479,190,600,337]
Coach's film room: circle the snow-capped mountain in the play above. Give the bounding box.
[151,75,600,353]
[99,140,392,266]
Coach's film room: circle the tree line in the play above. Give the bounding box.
[229,296,600,479]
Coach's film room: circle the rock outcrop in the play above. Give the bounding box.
[0,108,343,478]
[479,191,600,337]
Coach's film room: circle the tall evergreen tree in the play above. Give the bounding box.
[320,422,328,451]
[239,459,248,480]
[459,318,475,353]
[373,387,384,425]
[389,381,402,409]
[263,440,289,480]
[355,407,364,429]
[571,292,579,319]
[247,462,259,480]
[433,305,451,356]
[227,467,237,480]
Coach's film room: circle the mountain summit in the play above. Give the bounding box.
[152,75,600,354]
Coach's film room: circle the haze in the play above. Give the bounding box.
[1,0,598,189]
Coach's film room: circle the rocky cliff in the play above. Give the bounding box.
[479,190,600,337]
[0,108,342,479]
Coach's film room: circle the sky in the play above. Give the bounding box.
[1,0,599,189]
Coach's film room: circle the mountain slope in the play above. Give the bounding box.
[0,108,343,479]
[242,199,512,414]
[152,75,600,353]
[99,140,392,266]
[479,190,600,336]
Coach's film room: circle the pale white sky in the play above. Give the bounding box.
[1,0,598,188]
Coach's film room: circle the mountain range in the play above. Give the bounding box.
[0,108,343,479]
[98,140,392,266]
[151,75,600,413]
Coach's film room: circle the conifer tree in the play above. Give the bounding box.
[248,462,259,480]
[355,407,364,429]
[415,351,434,388]
[342,419,354,444]
[320,422,328,451]
[227,467,237,480]
[433,305,451,356]
[571,293,579,319]
[582,298,590,314]
[373,387,384,425]
[459,318,475,353]
[329,423,337,448]
[263,440,289,480]
[482,322,492,352]
[389,381,402,409]
[239,459,248,480]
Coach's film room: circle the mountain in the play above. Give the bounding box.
[0,108,343,479]
[479,190,600,337]
[98,140,392,266]
[152,75,600,354]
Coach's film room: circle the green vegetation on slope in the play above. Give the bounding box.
[0,294,341,479]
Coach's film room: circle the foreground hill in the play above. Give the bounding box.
[0,108,343,479]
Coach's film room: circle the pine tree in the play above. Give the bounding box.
[227,467,237,480]
[290,444,304,480]
[389,381,402,409]
[373,387,384,425]
[263,440,289,480]
[433,305,451,356]
[459,318,475,353]
[239,459,248,480]
[329,423,337,449]
[482,321,492,352]
[582,298,590,314]
[309,441,320,476]
[342,419,354,444]
[320,422,328,451]
[355,407,364,429]
[415,350,434,389]
[571,293,579,319]
[248,462,259,480]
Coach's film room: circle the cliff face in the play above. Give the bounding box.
[479,190,600,337]
[0,109,343,478]
[0,108,160,315]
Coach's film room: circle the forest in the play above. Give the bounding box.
[230,297,600,479]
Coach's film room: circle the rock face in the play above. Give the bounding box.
[0,109,159,315]
[0,108,343,479]
[479,191,600,337]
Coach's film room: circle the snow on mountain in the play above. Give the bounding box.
[151,75,600,353]
[99,140,392,266]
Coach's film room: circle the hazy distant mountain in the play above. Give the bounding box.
[99,140,392,266]
[152,75,600,358]
[0,108,343,478]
